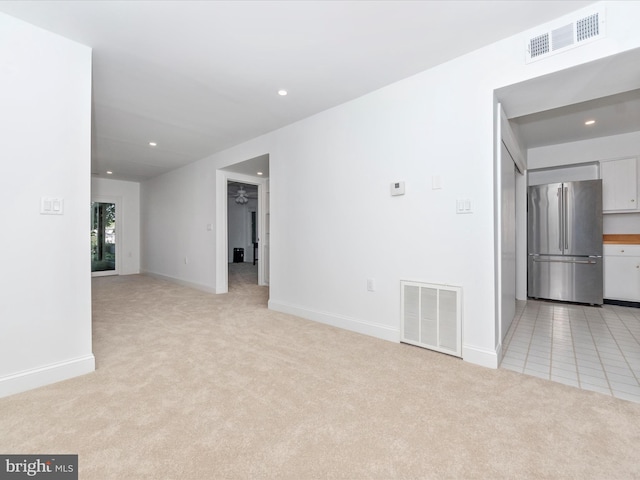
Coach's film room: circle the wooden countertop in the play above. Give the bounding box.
[603,234,640,245]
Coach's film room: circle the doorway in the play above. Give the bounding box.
[227,181,259,287]
[496,104,525,354]
[91,201,117,276]
[499,140,517,340]
[495,48,640,399]
[215,154,270,295]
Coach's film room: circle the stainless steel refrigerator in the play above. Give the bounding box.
[528,179,603,304]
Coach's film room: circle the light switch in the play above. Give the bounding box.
[432,176,442,190]
[41,197,64,215]
[456,198,472,214]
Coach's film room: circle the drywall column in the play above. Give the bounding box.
[0,13,94,397]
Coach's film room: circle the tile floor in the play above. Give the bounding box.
[501,299,640,403]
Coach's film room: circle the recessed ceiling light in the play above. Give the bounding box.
[278,90,287,96]
[149,141,157,147]
[257,171,263,176]
[106,171,113,175]
[585,120,596,125]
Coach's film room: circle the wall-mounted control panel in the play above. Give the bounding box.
[40,197,64,215]
[456,198,473,214]
[390,181,405,196]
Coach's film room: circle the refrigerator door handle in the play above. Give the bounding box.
[532,257,598,265]
[558,186,563,251]
[564,186,569,250]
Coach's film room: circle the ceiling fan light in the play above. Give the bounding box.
[235,185,249,204]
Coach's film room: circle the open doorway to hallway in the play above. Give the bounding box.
[216,154,270,295]
[227,181,259,288]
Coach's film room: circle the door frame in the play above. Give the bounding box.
[91,195,122,277]
[494,103,525,356]
[215,170,268,293]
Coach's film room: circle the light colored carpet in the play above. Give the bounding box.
[1,265,639,479]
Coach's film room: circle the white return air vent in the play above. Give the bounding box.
[526,8,605,63]
[401,281,462,357]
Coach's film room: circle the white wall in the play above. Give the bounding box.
[528,130,640,233]
[141,159,218,291]
[0,13,94,397]
[142,2,640,368]
[528,130,640,168]
[92,177,141,274]
[528,163,599,185]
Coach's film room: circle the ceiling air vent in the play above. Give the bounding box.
[576,13,600,42]
[525,8,605,63]
[529,33,550,59]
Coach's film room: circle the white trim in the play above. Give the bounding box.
[141,271,217,294]
[494,102,504,355]
[0,354,95,399]
[215,171,229,293]
[462,344,499,369]
[216,170,268,293]
[494,102,523,357]
[268,300,399,343]
[496,341,503,366]
[259,179,270,287]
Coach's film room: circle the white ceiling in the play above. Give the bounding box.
[222,154,270,178]
[0,0,602,181]
[498,46,640,151]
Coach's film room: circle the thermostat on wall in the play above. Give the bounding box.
[390,181,405,196]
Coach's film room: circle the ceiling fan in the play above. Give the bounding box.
[235,185,249,205]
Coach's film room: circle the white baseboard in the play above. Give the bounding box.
[268,300,399,343]
[496,341,503,366]
[462,344,499,369]
[141,271,217,294]
[0,354,95,398]
[268,301,501,369]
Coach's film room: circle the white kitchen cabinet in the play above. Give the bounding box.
[604,244,640,302]
[601,157,637,212]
